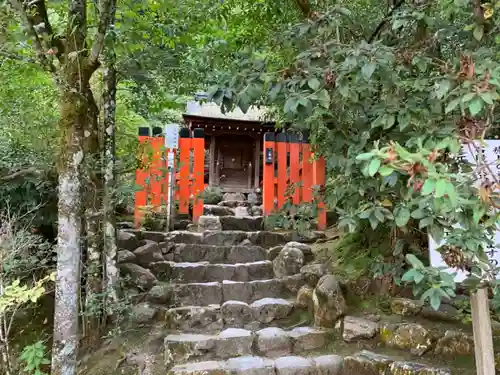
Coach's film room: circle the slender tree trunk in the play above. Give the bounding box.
[102,0,118,315]
[52,85,87,375]
[82,87,104,349]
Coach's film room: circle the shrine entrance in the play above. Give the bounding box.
[214,134,257,192]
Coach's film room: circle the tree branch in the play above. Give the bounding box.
[368,0,405,43]
[87,0,115,69]
[6,0,57,72]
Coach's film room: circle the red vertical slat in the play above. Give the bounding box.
[262,132,275,216]
[178,128,191,215]
[276,132,288,210]
[301,134,313,203]
[192,128,205,223]
[288,133,300,205]
[149,127,164,211]
[134,127,151,228]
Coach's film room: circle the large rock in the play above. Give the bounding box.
[224,192,246,202]
[342,351,393,375]
[147,282,173,304]
[117,250,136,264]
[130,302,158,324]
[198,216,223,232]
[221,301,255,328]
[118,230,139,250]
[133,240,164,267]
[434,330,473,356]
[274,356,314,375]
[340,316,378,342]
[389,361,452,375]
[380,323,433,356]
[391,298,423,317]
[233,206,251,218]
[289,327,327,352]
[300,263,326,287]
[313,275,346,328]
[225,356,274,375]
[273,247,304,278]
[296,285,314,310]
[166,306,223,331]
[268,246,284,261]
[255,327,292,356]
[204,205,234,216]
[283,242,313,263]
[250,298,293,323]
[119,263,157,290]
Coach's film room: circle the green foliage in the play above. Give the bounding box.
[207,0,500,310]
[19,341,50,375]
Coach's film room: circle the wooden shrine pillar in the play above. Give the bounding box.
[254,137,261,189]
[209,134,216,186]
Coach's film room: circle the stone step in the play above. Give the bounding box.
[165,298,296,331]
[168,355,343,375]
[170,244,268,264]
[158,275,305,307]
[204,205,235,217]
[149,260,274,283]
[167,351,451,375]
[164,327,332,364]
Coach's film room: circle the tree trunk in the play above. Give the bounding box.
[82,87,104,349]
[102,1,118,316]
[51,85,87,375]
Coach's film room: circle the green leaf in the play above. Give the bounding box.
[394,206,410,227]
[414,271,425,284]
[421,179,435,195]
[480,92,494,105]
[284,97,298,115]
[378,166,394,176]
[430,290,441,311]
[473,24,484,41]
[368,158,381,176]
[406,253,425,269]
[308,78,321,91]
[435,179,447,198]
[402,269,417,282]
[269,84,282,101]
[469,98,484,115]
[419,216,433,229]
[356,152,374,161]
[362,62,376,80]
[445,98,461,114]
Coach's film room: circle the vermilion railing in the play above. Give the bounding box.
[134,127,205,228]
[262,132,326,230]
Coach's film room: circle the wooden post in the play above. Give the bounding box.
[149,127,164,212]
[192,128,205,223]
[312,155,327,230]
[178,128,191,214]
[209,134,216,186]
[134,127,151,228]
[276,133,288,210]
[301,134,313,203]
[471,287,496,375]
[254,137,260,189]
[288,133,300,205]
[262,132,275,215]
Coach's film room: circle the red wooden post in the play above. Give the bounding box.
[313,154,326,230]
[178,128,191,215]
[288,133,300,205]
[149,127,164,212]
[192,128,205,223]
[301,133,313,203]
[262,132,275,215]
[276,132,288,210]
[134,127,151,228]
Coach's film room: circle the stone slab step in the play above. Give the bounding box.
[168,355,343,375]
[168,352,452,375]
[204,205,235,217]
[150,260,274,283]
[218,216,264,232]
[165,298,296,331]
[165,275,305,306]
[171,244,268,264]
[164,327,332,363]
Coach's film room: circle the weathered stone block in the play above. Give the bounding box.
[274,356,314,375]
[313,275,346,328]
[227,246,267,264]
[273,247,304,278]
[204,231,248,246]
[118,230,139,250]
[223,280,253,303]
[289,327,327,352]
[119,263,157,290]
[340,316,378,342]
[342,351,393,375]
[221,301,254,328]
[224,356,275,375]
[173,282,223,306]
[250,298,293,323]
[133,240,164,267]
[117,250,136,264]
[380,323,433,356]
[389,361,452,375]
[390,298,423,317]
[165,306,223,331]
[147,282,173,304]
[198,216,223,232]
[313,355,343,375]
[215,328,254,358]
[168,361,226,375]
[256,327,292,356]
[434,330,473,356]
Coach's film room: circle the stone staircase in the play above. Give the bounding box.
[117,194,456,375]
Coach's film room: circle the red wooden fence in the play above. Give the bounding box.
[134,126,205,228]
[262,132,326,230]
